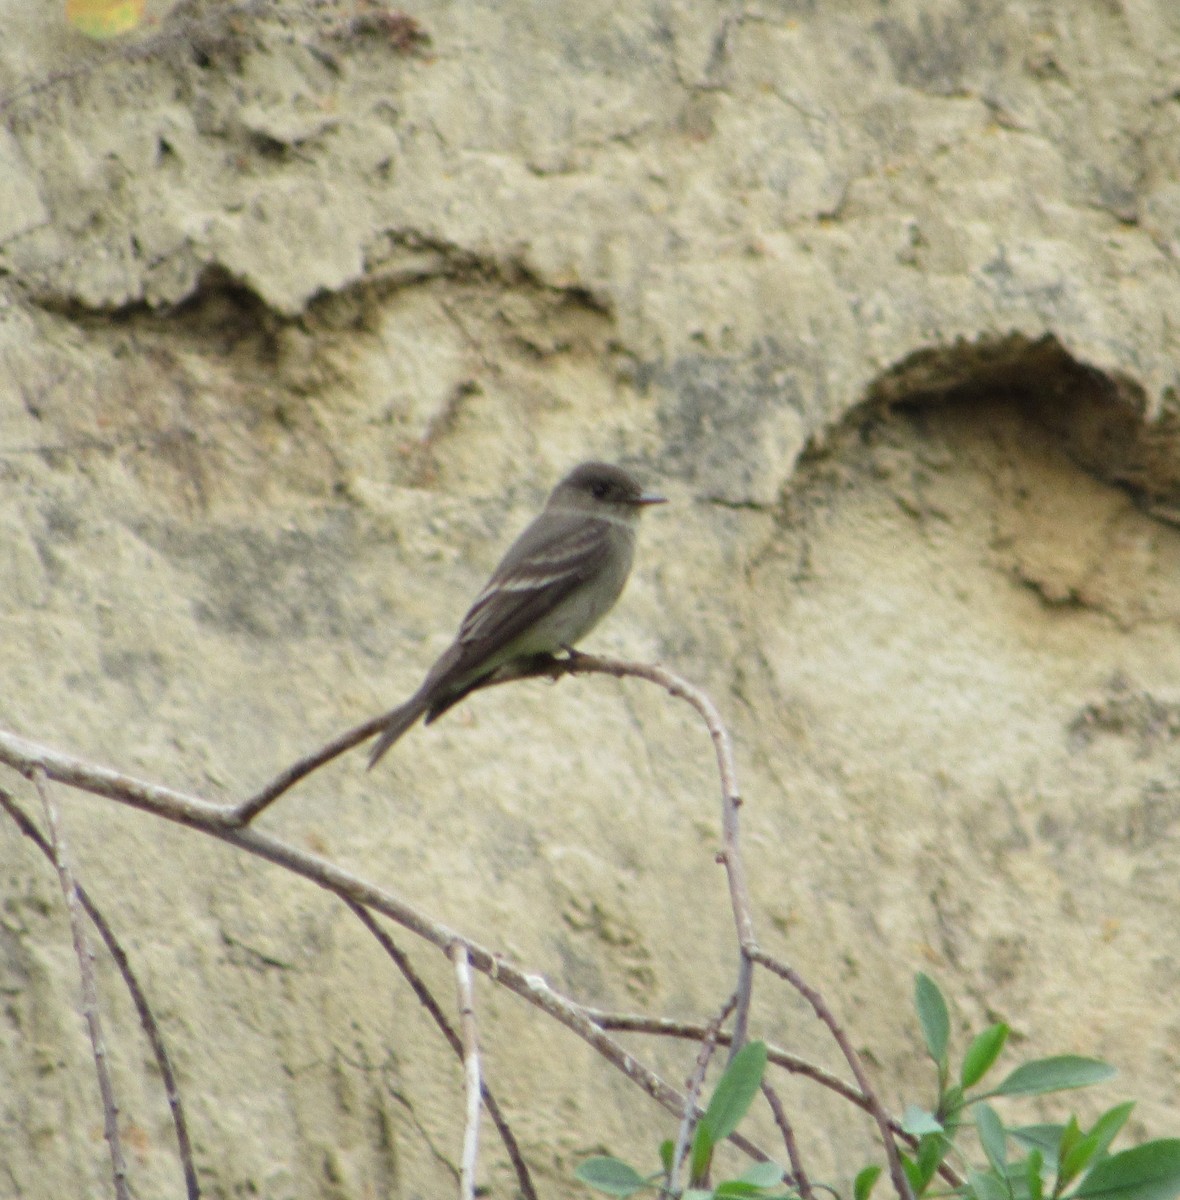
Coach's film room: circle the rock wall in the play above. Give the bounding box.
[2,1,1180,1196]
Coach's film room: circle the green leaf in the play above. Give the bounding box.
[736,1162,785,1188]
[1075,1140,1180,1200]
[994,1056,1115,1098]
[714,1180,784,1197]
[688,1122,715,1186]
[976,1103,1008,1176]
[691,1041,768,1183]
[1026,1148,1045,1200]
[855,1165,883,1200]
[968,1168,1011,1200]
[1058,1116,1085,1185]
[915,973,951,1067]
[1010,1124,1066,1169]
[917,1133,948,1190]
[1061,1123,1109,1190]
[574,1156,652,1196]
[705,1042,769,1142]
[962,1024,1010,1090]
[659,1140,675,1175]
[1090,1102,1137,1161]
[903,1105,945,1137]
[901,1152,924,1196]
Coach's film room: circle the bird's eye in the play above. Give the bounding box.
[591,481,610,499]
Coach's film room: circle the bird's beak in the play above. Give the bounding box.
[636,491,668,506]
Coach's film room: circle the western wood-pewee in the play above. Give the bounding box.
[367,461,665,767]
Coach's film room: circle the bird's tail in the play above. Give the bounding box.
[367,696,430,769]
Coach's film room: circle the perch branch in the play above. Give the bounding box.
[474,653,760,1050]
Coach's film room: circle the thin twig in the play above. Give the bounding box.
[751,948,914,1200]
[667,993,736,1196]
[344,900,538,1200]
[32,770,132,1200]
[586,1010,869,1109]
[0,786,200,1199]
[230,712,388,826]
[761,1081,812,1200]
[451,942,481,1200]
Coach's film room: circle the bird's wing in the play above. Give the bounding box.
[456,510,612,651]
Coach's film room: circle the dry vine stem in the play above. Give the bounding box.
[0,656,914,1197]
[0,787,201,1200]
[31,769,131,1200]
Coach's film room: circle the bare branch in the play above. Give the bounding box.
[2,728,234,827]
[344,900,538,1200]
[0,727,773,1164]
[0,786,200,1199]
[32,770,131,1200]
[451,942,481,1200]
[230,712,388,826]
[760,1081,813,1200]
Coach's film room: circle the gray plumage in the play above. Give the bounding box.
[368,462,664,768]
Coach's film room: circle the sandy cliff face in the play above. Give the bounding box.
[2,1,1180,1196]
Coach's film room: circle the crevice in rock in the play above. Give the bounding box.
[865,331,1180,521]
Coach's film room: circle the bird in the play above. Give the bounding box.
[367,461,666,768]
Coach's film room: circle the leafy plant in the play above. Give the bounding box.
[576,975,1180,1200]
[855,973,1180,1200]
